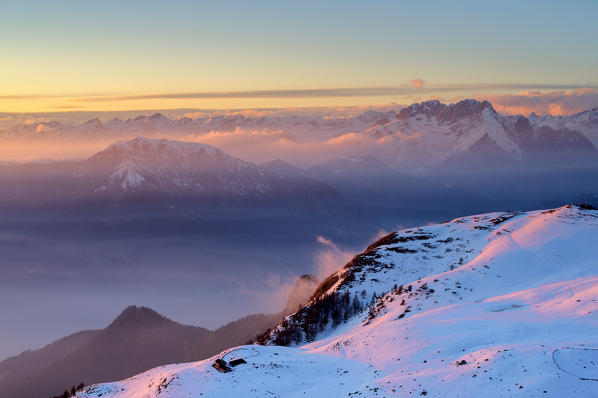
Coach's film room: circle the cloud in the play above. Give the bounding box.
[371,229,393,241]
[69,83,589,103]
[235,236,355,314]
[35,124,53,132]
[482,87,598,115]
[236,271,302,314]
[313,235,354,279]
[0,94,61,100]
[406,79,425,88]
[4,84,591,110]
[316,235,336,248]
[185,127,387,166]
[75,86,428,102]
[182,111,212,119]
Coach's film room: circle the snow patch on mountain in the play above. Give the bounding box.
[109,160,146,190]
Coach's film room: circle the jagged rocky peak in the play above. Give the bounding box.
[448,98,495,115]
[397,98,496,122]
[397,99,445,119]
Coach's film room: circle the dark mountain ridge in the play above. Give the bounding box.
[0,300,312,398]
[0,271,322,398]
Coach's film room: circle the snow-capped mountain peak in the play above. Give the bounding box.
[90,137,232,192]
[396,99,495,122]
[369,99,595,169]
[0,136,342,207]
[370,99,525,167]
[25,136,338,203]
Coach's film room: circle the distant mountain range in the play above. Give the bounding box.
[261,155,468,215]
[0,275,319,398]
[262,155,402,182]
[2,99,597,172]
[0,132,590,224]
[369,99,596,169]
[0,137,340,208]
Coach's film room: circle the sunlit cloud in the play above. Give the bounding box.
[3,83,584,103]
[316,235,337,248]
[0,94,63,100]
[236,271,303,314]
[406,79,425,88]
[3,83,593,114]
[219,236,356,314]
[186,128,387,166]
[483,87,598,115]
[74,86,427,102]
[35,124,55,133]
[313,236,354,279]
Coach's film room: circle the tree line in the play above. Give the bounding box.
[51,382,84,398]
[256,289,375,345]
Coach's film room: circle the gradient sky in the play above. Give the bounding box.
[1,0,597,112]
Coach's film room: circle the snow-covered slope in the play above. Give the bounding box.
[75,205,598,397]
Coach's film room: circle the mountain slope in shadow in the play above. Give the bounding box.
[0,274,318,398]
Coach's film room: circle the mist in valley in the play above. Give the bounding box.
[1,160,596,360]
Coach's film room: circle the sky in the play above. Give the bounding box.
[1,0,597,114]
